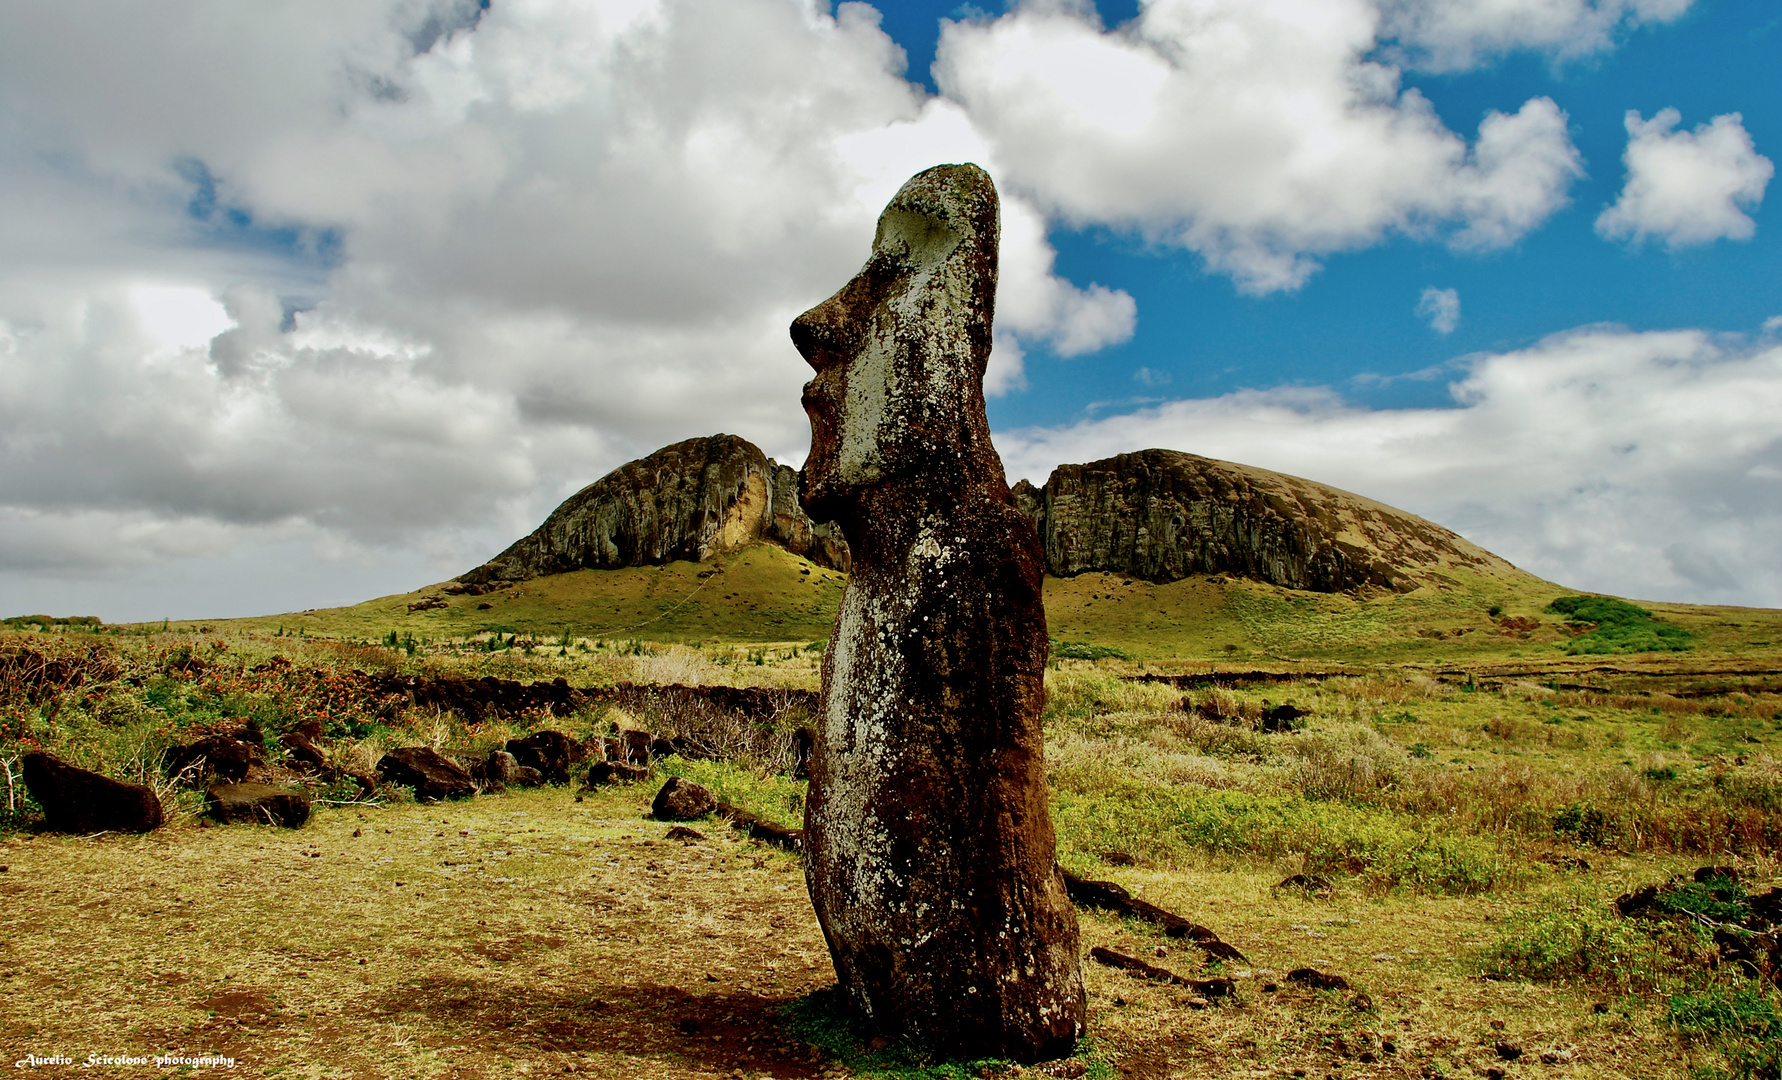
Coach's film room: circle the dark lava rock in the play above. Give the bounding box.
[279,731,330,773]
[377,747,476,801]
[205,782,311,828]
[1062,869,1247,962]
[665,825,708,843]
[505,730,579,784]
[1274,873,1334,893]
[789,726,814,780]
[615,730,653,765]
[795,164,1082,1062]
[652,777,717,821]
[1495,1043,1523,1061]
[164,734,265,783]
[485,750,544,788]
[21,751,165,834]
[455,434,850,586]
[1261,703,1309,732]
[586,761,648,786]
[717,801,802,853]
[1286,967,1350,991]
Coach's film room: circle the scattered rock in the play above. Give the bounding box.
[1274,873,1334,894]
[665,825,707,843]
[376,747,476,801]
[652,777,717,821]
[1062,870,1248,962]
[20,751,165,834]
[1539,853,1591,871]
[616,730,654,765]
[406,596,447,613]
[505,730,580,784]
[586,761,648,786]
[279,731,330,774]
[1540,1048,1574,1065]
[1260,703,1309,733]
[1087,947,1235,999]
[1285,967,1350,991]
[789,726,814,780]
[163,734,265,784]
[205,783,312,828]
[484,750,544,788]
[1495,1042,1522,1061]
[1099,851,1138,866]
[717,801,802,852]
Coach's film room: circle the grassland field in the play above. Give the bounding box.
[6,545,1782,1078]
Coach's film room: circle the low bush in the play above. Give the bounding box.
[1547,595,1693,655]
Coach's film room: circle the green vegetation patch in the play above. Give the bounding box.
[779,985,1113,1080]
[1050,640,1133,662]
[1547,595,1694,655]
[1052,781,1502,894]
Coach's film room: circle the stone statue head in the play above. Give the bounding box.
[792,163,1000,523]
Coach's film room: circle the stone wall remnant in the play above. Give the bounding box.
[793,163,1085,1062]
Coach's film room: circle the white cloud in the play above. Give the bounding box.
[1417,286,1461,333]
[1377,0,1694,71]
[0,0,1736,620]
[935,0,1584,293]
[996,326,1782,607]
[1596,109,1774,248]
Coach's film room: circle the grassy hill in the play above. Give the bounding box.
[166,540,1782,664]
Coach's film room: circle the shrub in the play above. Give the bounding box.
[1547,595,1693,655]
[1051,641,1133,662]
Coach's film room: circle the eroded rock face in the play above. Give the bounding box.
[459,434,848,586]
[1013,450,1514,593]
[793,163,1084,1062]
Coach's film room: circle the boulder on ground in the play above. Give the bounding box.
[652,777,716,821]
[279,731,330,773]
[615,729,653,765]
[586,761,648,786]
[21,751,165,834]
[206,782,312,827]
[377,747,476,801]
[504,730,578,784]
[485,750,544,788]
[164,734,265,783]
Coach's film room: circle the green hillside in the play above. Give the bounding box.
[169,540,1782,662]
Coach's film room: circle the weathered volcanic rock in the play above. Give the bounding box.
[377,747,476,801]
[206,782,312,828]
[164,734,265,784]
[651,777,716,821]
[21,751,165,834]
[1013,451,1515,593]
[458,434,848,586]
[504,730,579,785]
[793,163,1084,1062]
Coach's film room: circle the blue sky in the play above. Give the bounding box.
[0,0,1776,619]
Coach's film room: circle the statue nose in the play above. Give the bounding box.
[791,304,841,373]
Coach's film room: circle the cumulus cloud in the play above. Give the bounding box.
[936,0,1584,292]
[0,0,1739,620]
[997,326,1782,607]
[1417,287,1460,333]
[0,0,1130,607]
[1377,0,1694,71]
[1597,109,1774,248]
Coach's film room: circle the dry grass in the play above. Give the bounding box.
[0,784,1717,1080]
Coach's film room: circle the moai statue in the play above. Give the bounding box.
[791,163,1085,1062]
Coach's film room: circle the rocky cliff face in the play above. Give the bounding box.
[1013,449,1518,594]
[458,434,848,586]
[461,438,1521,596]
